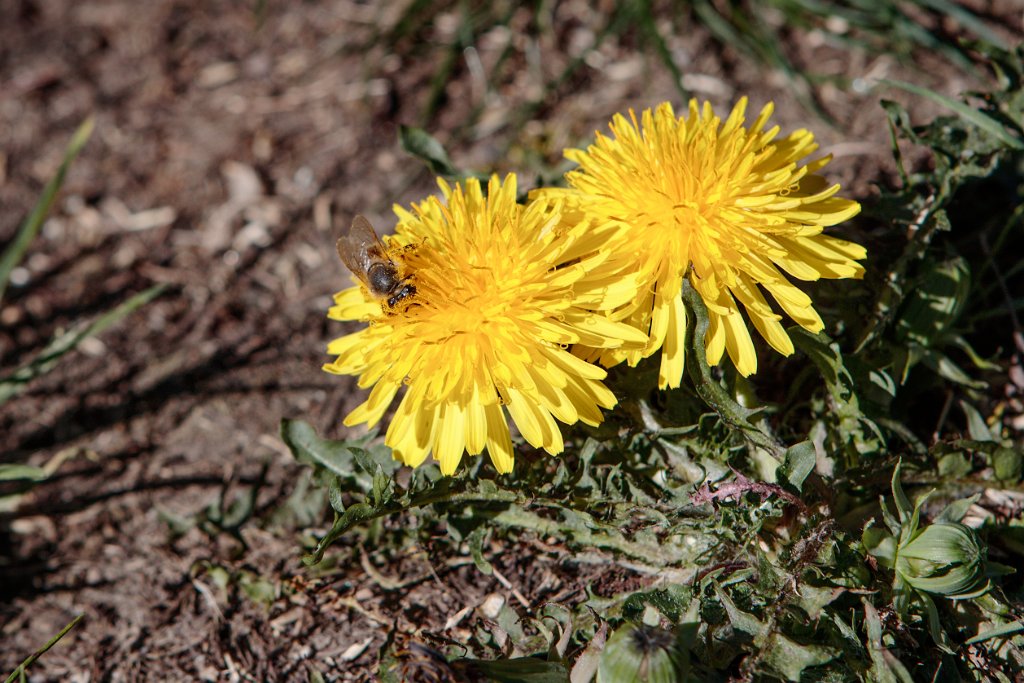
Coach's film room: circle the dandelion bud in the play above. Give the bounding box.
[895,522,986,597]
[598,624,684,683]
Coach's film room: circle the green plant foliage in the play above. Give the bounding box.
[858,47,1024,362]
[0,117,167,408]
[862,461,998,651]
[0,285,166,407]
[281,41,1024,683]
[0,117,93,303]
[4,615,83,683]
[281,418,720,570]
[399,125,484,181]
[597,623,683,683]
[193,561,279,608]
[0,465,47,483]
[1,117,165,527]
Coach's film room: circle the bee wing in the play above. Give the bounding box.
[336,215,389,285]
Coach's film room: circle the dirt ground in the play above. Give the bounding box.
[1,1,1020,680]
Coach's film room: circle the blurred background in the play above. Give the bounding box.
[1,0,1020,678]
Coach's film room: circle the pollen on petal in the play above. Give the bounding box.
[324,173,640,475]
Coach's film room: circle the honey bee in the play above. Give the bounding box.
[336,215,416,309]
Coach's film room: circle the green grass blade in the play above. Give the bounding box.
[4,614,84,683]
[915,0,1007,49]
[418,0,473,126]
[0,284,166,406]
[0,464,48,482]
[693,0,835,126]
[636,0,689,102]
[880,78,1024,150]
[964,621,1024,645]
[385,0,446,45]
[0,116,95,304]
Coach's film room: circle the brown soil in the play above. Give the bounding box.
[1,1,1019,680]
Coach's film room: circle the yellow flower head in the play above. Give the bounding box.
[325,174,646,475]
[535,98,866,388]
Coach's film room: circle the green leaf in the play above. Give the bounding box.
[863,599,915,683]
[281,422,398,506]
[398,125,463,178]
[960,401,995,442]
[0,117,94,304]
[880,79,1024,150]
[791,327,884,456]
[936,494,981,524]
[327,477,346,514]
[862,521,897,569]
[351,447,377,476]
[376,642,405,683]
[964,621,1024,645]
[280,419,358,479]
[371,469,392,507]
[779,441,816,491]
[239,572,277,606]
[622,585,691,625]
[950,335,1001,371]
[921,350,986,389]
[868,367,898,399]
[570,622,608,683]
[0,464,48,482]
[761,632,838,679]
[794,584,846,620]
[468,526,494,575]
[890,461,913,522]
[714,584,764,638]
[920,592,955,653]
[715,585,838,679]
[303,503,376,565]
[993,447,1023,482]
[0,285,166,406]
[879,494,901,538]
[350,447,393,507]
[895,256,970,347]
[937,452,972,478]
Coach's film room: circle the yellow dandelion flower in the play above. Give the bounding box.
[533,98,866,388]
[324,174,647,475]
